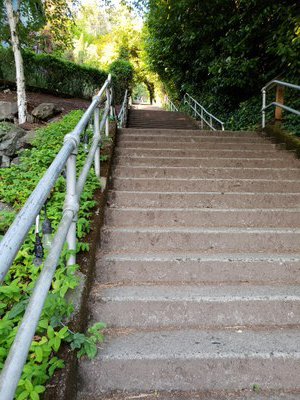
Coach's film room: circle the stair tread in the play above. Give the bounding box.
[93,284,300,301]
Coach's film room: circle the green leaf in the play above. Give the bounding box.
[84,340,97,359]
[30,391,39,400]
[57,326,69,339]
[24,379,33,392]
[38,320,48,329]
[53,336,61,352]
[0,347,7,356]
[35,347,43,363]
[17,390,30,400]
[8,301,26,319]
[47,326,55,340]
[34,386,45,394]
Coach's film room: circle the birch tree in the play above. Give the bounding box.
[4,0,27,123]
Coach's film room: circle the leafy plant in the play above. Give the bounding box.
[0,110,108,399]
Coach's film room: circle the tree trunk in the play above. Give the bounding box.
[5,0,27,124]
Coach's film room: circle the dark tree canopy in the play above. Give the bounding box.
[145,0,300,110]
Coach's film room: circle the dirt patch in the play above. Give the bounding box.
[0,89,90,130]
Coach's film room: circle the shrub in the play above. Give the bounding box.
[0,47,108,99]
[0,111,108,399]
[108,59,134,104]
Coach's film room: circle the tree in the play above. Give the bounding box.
[5,0,28,123]
[1,0,45,123]
[145,0,300,112]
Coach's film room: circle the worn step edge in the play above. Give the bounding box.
[96,252,300,284]
[77,328,300,392]
[105,208,300,228]
[90,284,300,327]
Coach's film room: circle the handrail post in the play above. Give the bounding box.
[200,108,204,129]
[210,115,213,130]
[65,147,78,266]
[262,88,266,128]
[110,88,114,118]
[105,87,110,137]
[93,99,101,178]
[275,84,284,123]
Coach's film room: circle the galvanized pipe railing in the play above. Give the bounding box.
[183,93,225,131]
[0,74,128,400]
[262,80,300,128]
[164,95,179,112]
[118,89,129,128]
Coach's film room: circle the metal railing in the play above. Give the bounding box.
[164,95,179,112]
[0,74,128,400]
[183,93,225,131]
[262,80,300,128]
[118,89,129,127]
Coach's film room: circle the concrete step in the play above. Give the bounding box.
[115,155,299,168]
[113,166,300,180]
[118,135,267,143]
[77,328,300,393]
[119,128,263,137]
[116,147,286,158]
[105,208,300,228]
[108,190,300,209]
[77,390,300,400]
[118,141,277,150]
[112,177,300,193]
[96,253,300,285]
[101,227,300,253]
[89,284,300,328]
[127,124,199,130]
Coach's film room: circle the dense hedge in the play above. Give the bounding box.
[108,59,134,104]
[0,47,108,99]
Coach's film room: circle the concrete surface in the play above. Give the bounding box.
[76,109,300,399]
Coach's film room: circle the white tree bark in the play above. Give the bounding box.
[5,0,27,124]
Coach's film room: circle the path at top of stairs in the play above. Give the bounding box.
[76,107,300,399]
[127,105,198,130]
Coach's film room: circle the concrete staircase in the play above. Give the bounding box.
[127,107,198,130]
[76,107,300,399]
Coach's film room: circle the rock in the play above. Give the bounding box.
[19,130,36,146]
[0,101,18,121]
[26,114,35,124]
[0,154,10,167]
[3,89,12,94]
[11,157,20,166]
[31,103,60,121]
[0,123,27,157]
[0,201,13,212]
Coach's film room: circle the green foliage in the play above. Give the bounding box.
[145,0,300,114]
[0,111,107,399]
[65,322,106,359]
[0,0,76,54]
[109,59,134,103]
[0,47,108,99]
[0,0,46,46]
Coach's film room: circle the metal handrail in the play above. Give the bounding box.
[0,75,128,400]
[118,89,129,127]
[183,93,224,131]
[164,95,179,112]
[262,80,300,128]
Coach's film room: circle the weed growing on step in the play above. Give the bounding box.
[0,110,108,399]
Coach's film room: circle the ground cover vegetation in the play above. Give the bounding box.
[144,0,300,133]
[0,111,108,399]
